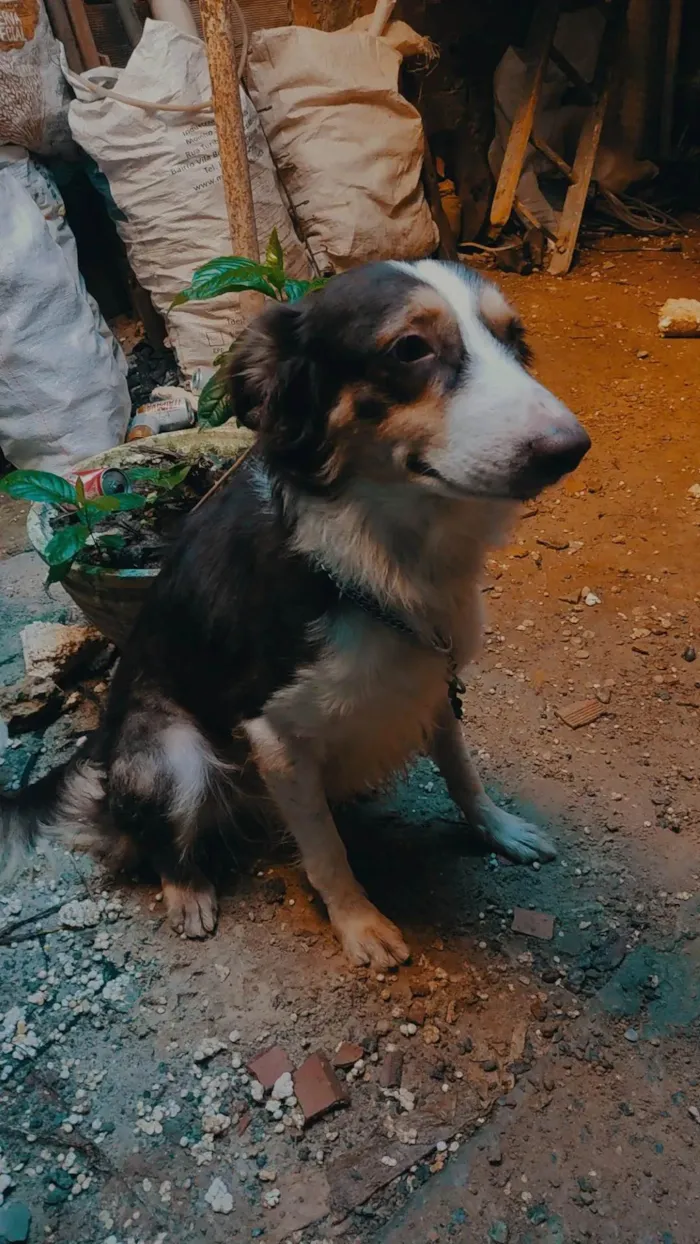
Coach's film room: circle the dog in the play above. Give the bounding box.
[0,260,589,968]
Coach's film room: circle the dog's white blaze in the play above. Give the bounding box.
[393,259,575,494]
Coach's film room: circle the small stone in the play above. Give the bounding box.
[682,646,696,663]
[511,908,555,941]
[58,899,101,930]
[192,1036,227,1064]
[271,1071,294,1101]
[422,1024,441,1046]
[0,677,64,735]
[204,1177,233,1214]
[489,1222,509,1243]
[407,1000,426,1026]
[0,1202,31,1243]
[487,1136,502,1165]
[247,1046,293,1091]
[624,1028,639,1043]
[481,1059,498,1073]
[262,1188,280,1209]
[331,1042,364,1070]
[379,1051,404,1089]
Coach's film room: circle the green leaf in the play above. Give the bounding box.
[43,523,90,566]
[173,257,278,305]
[157,463,191,491]
[111,493,147,511]
[95,533,126,552]
[0,469,77,506]
[265,227,284,273]
[282,276,327,302]
[197,366,233,429]
[75,477,86,507]
[83,495,122,515]
[46,560,74,585]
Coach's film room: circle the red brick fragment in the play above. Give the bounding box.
[407,1000,426,1026]
[331,1041,364,1070]
[378,1051,403,1089]
[247,1045,293,1091]
[511,907,555,941]
[294,1051,350,1124]
[556,699,606,729]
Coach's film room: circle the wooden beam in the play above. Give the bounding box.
[548,3,627,276]
[63,0,100,69]
[199,0,259,261]
[489,0,560,238]
[660,0,683,157]
[549,47,595,102]
[531,131,575,181]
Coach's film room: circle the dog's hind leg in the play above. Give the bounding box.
[430,706,556,864]
[109,711,223,938]
[245,717,410,970]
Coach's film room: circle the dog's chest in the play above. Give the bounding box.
[264,607,477,797]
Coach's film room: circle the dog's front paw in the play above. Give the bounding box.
[470,798,557,865]
[162,878,219,939]
[331,900,410,969]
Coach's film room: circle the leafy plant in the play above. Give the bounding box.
[0,462,191,584]
[175,229,326,429]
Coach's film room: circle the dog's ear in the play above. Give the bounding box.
[229,302,306,432]
[228,301,335,485]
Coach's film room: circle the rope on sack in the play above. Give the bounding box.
[73,0,248,113]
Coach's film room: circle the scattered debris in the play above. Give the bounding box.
[688,484,700,500]
[537,537,569,551]
[556,699,607,730]
[294,1052,350,1125]
[192,1036,228,1064]
[204,1177,234,1214]
[511,908,555,941]
[331,1041,364,1070]
[58,899,101,929]
[0,1201,31,1243]
[379,1051,404,1089]
[20,621,108,686]
[658,298,700,337]
[0,677,64,735]
[248,1046,294,1091]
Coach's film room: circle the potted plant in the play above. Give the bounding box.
[0,233,323,648]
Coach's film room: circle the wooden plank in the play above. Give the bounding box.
[549,46,595,101]
[548,2,627,276]
[660,0,683,157]
[44,0,84,71]
[531,131,575,181]
[199,0,259,260]
[63,0,100,68]
[489,0,561,238]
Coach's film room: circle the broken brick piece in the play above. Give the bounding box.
[378,1051,403,1089]
[294,1052,349,1124]
[555,698,606,729]
[512,907,555,941]
[247,1045,293,1091]
[407,1000,426,1026]
[331,1041,364,1070]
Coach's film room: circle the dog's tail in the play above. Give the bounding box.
[0,754,107,883]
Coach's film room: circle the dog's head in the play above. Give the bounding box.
[230,260,590,500]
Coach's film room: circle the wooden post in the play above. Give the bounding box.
[488,0,560,239]
[199,0,259,261]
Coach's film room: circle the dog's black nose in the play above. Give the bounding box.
[514,423,591,496]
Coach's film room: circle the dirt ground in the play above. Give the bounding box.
[1,238,700,1244]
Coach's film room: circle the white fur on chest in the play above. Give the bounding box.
[262,600,481,799]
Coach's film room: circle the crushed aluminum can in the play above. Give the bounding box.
[126,396,195,442]
[70,467,130,497]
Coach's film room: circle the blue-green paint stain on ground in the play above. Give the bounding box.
[596,945,700,1038]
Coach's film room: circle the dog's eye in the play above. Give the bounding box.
[389,334,434,364]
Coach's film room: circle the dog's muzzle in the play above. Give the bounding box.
[510,414,591,499]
